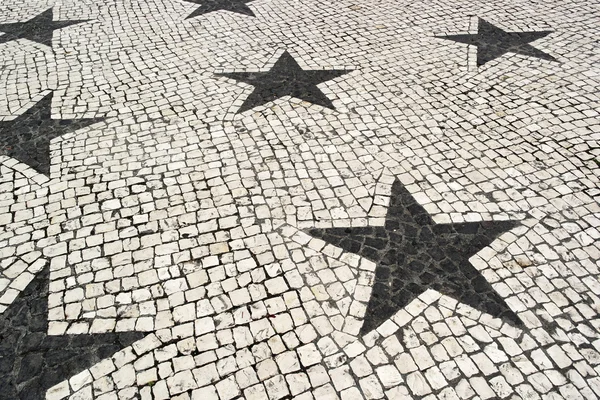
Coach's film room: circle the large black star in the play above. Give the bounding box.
[0,93,104,176]
[216,51,351,113]
[0,267,143,400]
[183,0,256,19]
[0,8,88,48]
[309,179,523,335]
[436,18,556,66]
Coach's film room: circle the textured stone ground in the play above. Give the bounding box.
[0,0,599,398]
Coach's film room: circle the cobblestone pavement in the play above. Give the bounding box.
[0,0,598,398]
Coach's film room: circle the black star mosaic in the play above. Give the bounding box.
[0,267,143,400]
[436,18,557,66]
[309,179,523,335]
[0,92,104,176]
[183,0,256,19]
[0,8,88,48]
[216,51,351,113]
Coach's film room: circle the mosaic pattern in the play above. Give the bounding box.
[183,0,257,19]
[0,92,104,175]
[0,8,88,48]
[308,179,522,335]
[0,0,599,398]
[216,51,351,113]
[0,267,142,400]
[436,18,557,67]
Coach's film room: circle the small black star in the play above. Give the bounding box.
[0,8,89,48]
[216,51,351,113]
[0,267,143,400]
[183,0,256,19]
[436,18,556,66]
[0,93,104,176]
[309,179,523,335]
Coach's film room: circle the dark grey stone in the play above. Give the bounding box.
[183,0,256,19]
[0,92,104,176]
[0,8,88,48]
[436,18,556,66]
[0,266,143,400]
[308,179,523,335]
[216,51,351,113]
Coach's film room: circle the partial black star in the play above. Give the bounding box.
[216,51,351,113]
[0,8,89,48]
[309,179,522,335]
[436,18,556,66]
[0,267,143,400]
[0,93,104,176]
[183,0,256,19]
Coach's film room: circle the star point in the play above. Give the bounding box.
[308,179,522,335]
